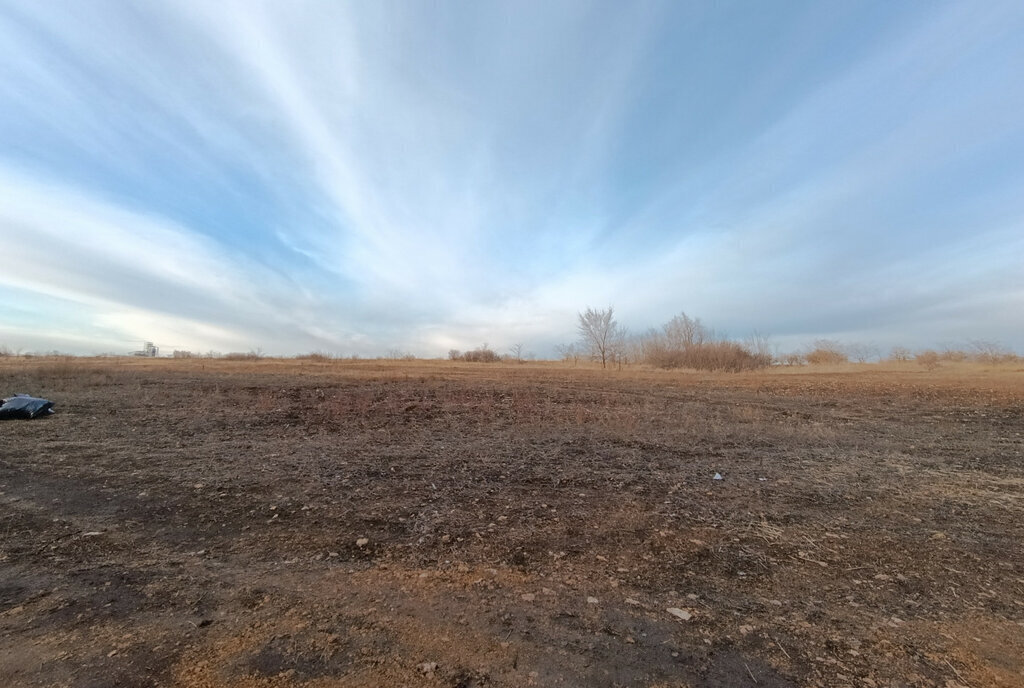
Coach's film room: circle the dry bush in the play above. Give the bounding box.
[916,350,940,370]
[969,340,1018,365]
[450,344,501,363]
[640,313,771,372]
[805,339,848,365]
[172,350,196,359]
[296,351,335,361]
[685,341,772,372]
[939,347,968,362]
[224,351,263,361]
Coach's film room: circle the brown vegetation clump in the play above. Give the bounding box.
[804,339,848,365]
[970,339,1019,365]
[449,344,501,363]
[640,312,771,372]
[223,351,264,361]
[916,349,941,370]
[644,339,770,372]
[295,351,335,361]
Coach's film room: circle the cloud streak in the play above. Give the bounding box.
[1,1,1022,355]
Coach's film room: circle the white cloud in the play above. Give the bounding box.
[1,2,1022,355]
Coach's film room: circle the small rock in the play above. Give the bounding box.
[356,537,369,548]
[586,596,599,604]
[521,593,536,602]
[667,607,693,621]
[417,661,438,677]
[625,597,642,606]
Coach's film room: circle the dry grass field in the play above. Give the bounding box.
[1,357,1022,687]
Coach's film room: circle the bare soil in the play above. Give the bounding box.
[1,358,1022,687]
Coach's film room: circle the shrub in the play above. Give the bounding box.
[805,340,848,365]
[453,344,501,363]
[640,313,771,372]
[969,340,1016,364]
[916,350,940,370]
[296,351,334,361]
[224,351,263,361]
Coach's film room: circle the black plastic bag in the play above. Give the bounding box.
[0,394,55,420]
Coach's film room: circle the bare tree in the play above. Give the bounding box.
[663,312,709,349]
[577,306,626,369]
[847,342,879,364]
[555,343,580,366]
[745,330,773,362]
[888,346,912,362]
[509,342,525,363]
[969,339,1012,364]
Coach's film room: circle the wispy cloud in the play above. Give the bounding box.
[1,1,1022,355]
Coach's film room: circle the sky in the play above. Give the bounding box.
[1,1,1023,358]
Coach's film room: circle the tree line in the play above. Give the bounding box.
[568,307,770,372]
[562,306,1020,371]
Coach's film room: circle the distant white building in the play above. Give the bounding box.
[133,341,159,357]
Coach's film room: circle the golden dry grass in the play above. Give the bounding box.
[1,356,1022,687]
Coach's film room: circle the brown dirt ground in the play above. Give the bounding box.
[1,357,1022,688]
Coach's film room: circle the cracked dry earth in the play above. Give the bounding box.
[1,358,1023,687]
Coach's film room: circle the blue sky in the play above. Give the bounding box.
[1,1,1022,357]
